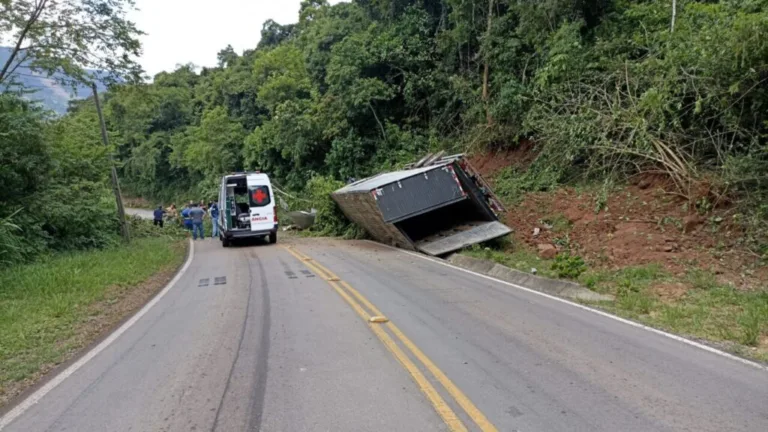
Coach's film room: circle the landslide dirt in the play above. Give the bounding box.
[469,155,767,291]
[469,139,536,182]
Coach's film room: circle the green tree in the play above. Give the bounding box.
[252,45,313,112]
[0,92,119,264]
[0,94,50,206]
[0,0,143,87]
[257,19,297,49]
[171,107,245,183]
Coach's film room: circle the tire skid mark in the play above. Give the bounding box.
[210,253,255,431]
[247,252,271,432]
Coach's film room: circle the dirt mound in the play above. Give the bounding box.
[506,182,766,288]
[468,139,536,184]
[470,150,766,289]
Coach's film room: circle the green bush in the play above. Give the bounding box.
[551,253,587,279]
[0,212,23,267]
[0,94,123,265]
[304,175,359,237]
[126,215,188,240]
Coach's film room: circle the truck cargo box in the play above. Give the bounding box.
[332,154,510,256]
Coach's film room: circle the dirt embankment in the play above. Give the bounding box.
[469,153,767,290]
[469,139,536,182]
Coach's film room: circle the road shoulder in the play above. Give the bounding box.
[292,237,768,431]
[0,238,190,413]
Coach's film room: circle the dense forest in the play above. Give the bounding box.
[2,0,768,265]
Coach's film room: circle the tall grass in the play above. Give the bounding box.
[587,266,768,359]
[0,211,22,267]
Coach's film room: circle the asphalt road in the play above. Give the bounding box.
[2,236,767,431]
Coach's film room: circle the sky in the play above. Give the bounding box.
[129,0,345,77]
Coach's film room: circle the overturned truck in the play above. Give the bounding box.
[332,153,511,256]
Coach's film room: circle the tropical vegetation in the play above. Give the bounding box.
[2,0,768,262]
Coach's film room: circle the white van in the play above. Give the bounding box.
[218,172,278,247]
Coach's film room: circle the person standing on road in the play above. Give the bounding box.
[181,202,193,231]
[153,206,166,228]
[166,204,178,225]
[188,203,206,240]
[210,202,220,239]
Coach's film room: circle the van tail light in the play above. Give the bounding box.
[274,207,279,223]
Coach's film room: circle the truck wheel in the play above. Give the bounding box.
[269,232,277,244]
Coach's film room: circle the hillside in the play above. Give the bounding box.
[466,146,768,360]
[0,47,107,115]
[2,0,766,360]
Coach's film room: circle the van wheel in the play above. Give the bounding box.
[222,237,230,247]
[269,232,277,244]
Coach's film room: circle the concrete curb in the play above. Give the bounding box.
[447,254,614,302]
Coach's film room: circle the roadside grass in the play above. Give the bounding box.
[584,265,768,362]
[0,237,186,399]
[463,240,768,362]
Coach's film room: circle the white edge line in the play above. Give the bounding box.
[366,240,768,372]
[0,239,196,430]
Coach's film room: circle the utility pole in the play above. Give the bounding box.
[92,83,130,243]
[482,0,495,125]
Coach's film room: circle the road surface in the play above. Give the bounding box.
[2,236,767,431]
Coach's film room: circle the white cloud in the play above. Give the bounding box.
[130,0,345,77]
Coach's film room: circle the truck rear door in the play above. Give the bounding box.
[414,221,512,255]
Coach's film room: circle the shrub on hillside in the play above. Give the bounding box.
[0,93,124,266]
[304,176,363,238]
[127,215,188,240]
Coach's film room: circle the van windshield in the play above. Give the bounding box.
[249,185,272,207]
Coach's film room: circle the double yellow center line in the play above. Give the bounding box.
[283,246,497,432]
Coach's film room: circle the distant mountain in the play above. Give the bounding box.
[0,47,108,115]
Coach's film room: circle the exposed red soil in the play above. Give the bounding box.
[468,139,537,184]
[472,152,767,290]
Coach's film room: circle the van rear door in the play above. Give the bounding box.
[247,179,276,232]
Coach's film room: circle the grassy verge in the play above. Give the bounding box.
[583,266,768,362]
[464,241,768,362]
[0,237,187,403]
